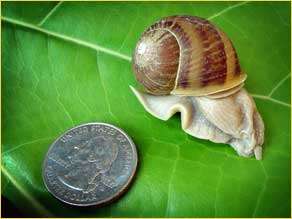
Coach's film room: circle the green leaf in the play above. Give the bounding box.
[2,1,290,217]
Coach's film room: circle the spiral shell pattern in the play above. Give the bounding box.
[133,15,246,96]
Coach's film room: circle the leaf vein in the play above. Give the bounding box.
[2,137,54,155]
[165,148,179,217]
[251,94,290,108]
[268,73,291,97]
[214,167,223,217]
[3,16,290,110]
[38,1,63,26]
[1,166,53,217]
[117,7,140,52]
[73,50,94,116]
[47,38,75,126]
[2,16,131,62]
[208,1,249,20]
[252,162,268,217]
[95,52,120,123]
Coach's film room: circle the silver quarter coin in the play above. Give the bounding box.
[42,123,138,206]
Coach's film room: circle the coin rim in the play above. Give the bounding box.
[42,122,138,207]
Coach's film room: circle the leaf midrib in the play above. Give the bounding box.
[1,16,131,61]
[2,15,290,108]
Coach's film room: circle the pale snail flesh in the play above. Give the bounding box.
[131,15,265,159]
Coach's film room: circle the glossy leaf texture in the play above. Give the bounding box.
[1,2,291,217]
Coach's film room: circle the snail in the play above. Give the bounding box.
[130,15,265,160]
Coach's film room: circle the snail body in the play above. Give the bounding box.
[133,15,246,96]
[131,15,264,159]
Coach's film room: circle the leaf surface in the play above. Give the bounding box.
[2,1,291,217]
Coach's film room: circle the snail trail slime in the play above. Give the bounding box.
[131,15,264,160]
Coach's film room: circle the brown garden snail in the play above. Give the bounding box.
[130,15,264,159]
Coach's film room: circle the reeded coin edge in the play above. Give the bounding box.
[42,122,138,207]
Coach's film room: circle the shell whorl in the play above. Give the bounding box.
[133,29,179,95]
[132,15,246,96]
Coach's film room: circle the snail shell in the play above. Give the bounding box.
[132,15,247,96]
